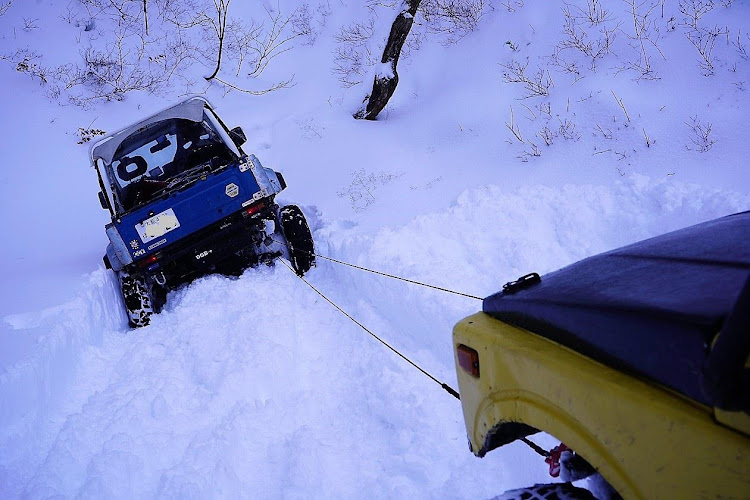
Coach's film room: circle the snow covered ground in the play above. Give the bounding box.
[1,0,748,498]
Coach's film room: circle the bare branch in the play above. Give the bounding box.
[611,90,630,124]
[685,115,716,152]
[420,0,488,44]
[505,105,525,143]
[246,6,300,79]
[204,0,231,81]
[731,30,749,60]
[0,0,13,17]
[212,74,295,95]
[685,24,729,75]
[501,59,554,98]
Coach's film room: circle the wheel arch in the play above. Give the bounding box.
[473,391,638,499]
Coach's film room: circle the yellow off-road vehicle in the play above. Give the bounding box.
[453,211,750,499]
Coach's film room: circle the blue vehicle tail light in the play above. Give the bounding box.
[137,253,159,269]
[242,201,266,218]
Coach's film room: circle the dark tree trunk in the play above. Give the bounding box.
[354,0,421,120]
[143,0,148,36]
[205,0,230,81]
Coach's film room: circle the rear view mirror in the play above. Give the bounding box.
[229,126,246,147]
[98,191,109,210]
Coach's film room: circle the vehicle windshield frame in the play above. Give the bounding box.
[100,110,241,216]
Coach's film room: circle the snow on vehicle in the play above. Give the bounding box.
[452,211,750,498]
[91,96,315,327]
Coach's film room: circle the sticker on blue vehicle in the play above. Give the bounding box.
[136,208,180,243]
[148,238,167,250]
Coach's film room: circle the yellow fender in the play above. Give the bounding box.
[454,312,750,499]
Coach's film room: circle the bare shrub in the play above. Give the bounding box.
[678,0,714,30]
[538,125,556,146]
[291,4,316,45]
[595,123,613,139]
[332,46,372,88]
[332,19,377,87]
[557,4,618,70]
[335,18,376,46]
[505,105,524,143]
[643,127,653,147]
[296,117,324,140]
[77,126,106,144]
[616,0,665,80]
[164,1,298,90]
[569,0,611,26]
[501,59,554,98]
[537,101,552,119]
[611,90,631,124]
[552,1,620,75]
[558,117,581,140]
[685,24,729,75]
[22,17,40,31]
[420,0,488,44]
[243,7,299,80]
[732,31,749,60]
[41,25,193,107]
[1,0,299,106]
[290,1,332,46]
[518,141,542,161]
[337,169,403,212]
[685,116,717,152]
[499,1,524,12]
[225,18,263,76]
[2,48,51,84]
[677,0,738,76]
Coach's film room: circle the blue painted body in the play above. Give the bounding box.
[108,161,262,262]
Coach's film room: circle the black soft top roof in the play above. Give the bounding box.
[483,211,750,408]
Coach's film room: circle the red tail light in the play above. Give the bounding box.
[137,253,159,268]
[243,201,266,217]
[457,344,480,377]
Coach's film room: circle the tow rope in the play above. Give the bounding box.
[309,252,484,301]
[270,238,483,301]
[522,437,551,458]
[278,258,460,400]
[278,250,549,459]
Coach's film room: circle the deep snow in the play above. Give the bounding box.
[1,0,748,498]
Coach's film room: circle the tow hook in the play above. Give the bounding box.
[154,272,167,286]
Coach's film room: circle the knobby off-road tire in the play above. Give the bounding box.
[280,205,315,276]
[495,482,596,500]
[119,272,154,328]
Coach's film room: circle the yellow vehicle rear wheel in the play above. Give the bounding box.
[497,482,596,500]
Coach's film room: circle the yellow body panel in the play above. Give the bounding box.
[453,312,750,499]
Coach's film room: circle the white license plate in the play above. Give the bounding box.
[136,208,181,243]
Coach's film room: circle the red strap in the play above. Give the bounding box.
[544,443,569,477]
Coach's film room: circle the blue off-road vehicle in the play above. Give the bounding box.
[91,96,315,327]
